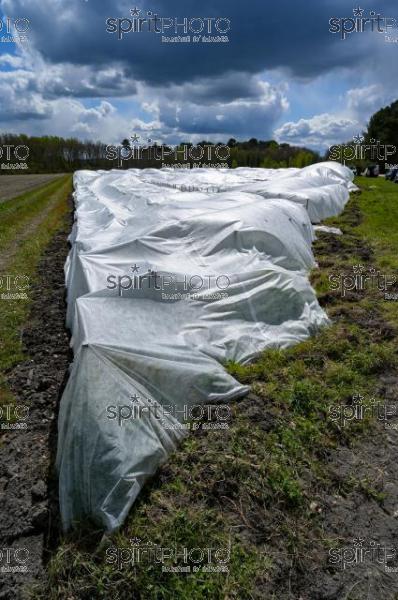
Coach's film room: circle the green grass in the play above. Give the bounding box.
[0,175,72,406]
[30,176,398,599]
[0,176,71,253]
[356,177,398,265]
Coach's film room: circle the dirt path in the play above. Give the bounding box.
[0,175,69,204]
[308,413,398,599]
[0,202,72,600]
[0,179,71,273]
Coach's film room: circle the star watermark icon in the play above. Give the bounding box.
[352,393,364,404]
[353,6,364,17]
[130,537,142,546]
[353,134,364,145]
[352,264,364,274]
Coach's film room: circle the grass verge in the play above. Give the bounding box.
[0,175,72,407]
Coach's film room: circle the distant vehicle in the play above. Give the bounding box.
[363,165,380,177]
[348,166,361,176]
[386,167,398,181]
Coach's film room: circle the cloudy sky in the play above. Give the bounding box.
[0,0,397,151]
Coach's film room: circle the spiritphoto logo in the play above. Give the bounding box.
[154,182,223,193]
[329,135,396,166]
[329,265,396,298]
[106,537,231,573]
[329,539,398,573]
[0,404,29,431]
[0,547,30,573]
[0,144,29,171]
[106,265,231,298]
[107,394,231,431]
[0,274,30,300]
[106,135,230,168]
[329,393,398,429]
[106,7,230,43]
[329,7,398,42]
[0,16,30,43]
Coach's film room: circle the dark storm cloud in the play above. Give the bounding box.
[156,73,280,104]
[153,77,287,137]
[1,0,397,144]
[3,0,396,87]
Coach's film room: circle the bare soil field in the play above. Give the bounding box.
[0,174,69,203]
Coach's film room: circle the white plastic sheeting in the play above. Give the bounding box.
[57,161,354,532]
[314,225,343,236]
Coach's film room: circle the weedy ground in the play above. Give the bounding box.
[0,175,72,408]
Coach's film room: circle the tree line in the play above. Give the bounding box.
[0,133,320,174]
[326,100,398,173]
[3,97,397,175]
[0,134,109,174]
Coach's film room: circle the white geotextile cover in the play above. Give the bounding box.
[57,161,353,532]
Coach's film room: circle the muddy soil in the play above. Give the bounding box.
[0,204,73,599]
[290,228,398,600]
